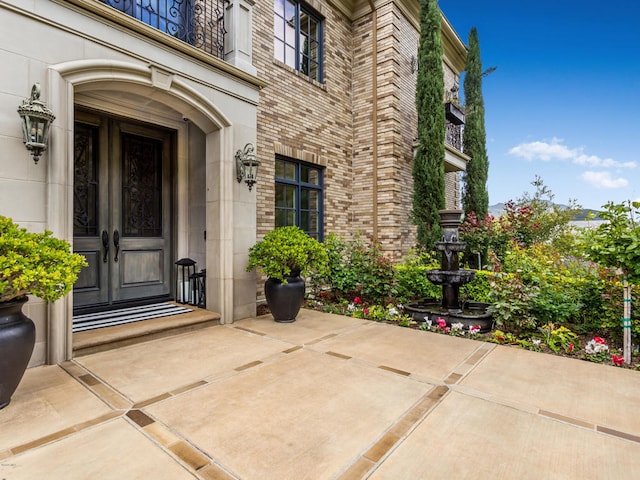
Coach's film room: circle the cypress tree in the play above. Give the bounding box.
[413,0,445,249]
[462,27,489,218]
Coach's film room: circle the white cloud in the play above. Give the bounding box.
[582,171,629,189]
[508,138,636,169]
[508,137,573,161]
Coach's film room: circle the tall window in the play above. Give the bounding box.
[275,157,324,240]
[274,0,323,82]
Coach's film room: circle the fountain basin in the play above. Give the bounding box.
[425,269,476,286]
[405,299,494,333]
[435,242,466,252]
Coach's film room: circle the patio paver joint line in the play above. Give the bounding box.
[378,365,411,376]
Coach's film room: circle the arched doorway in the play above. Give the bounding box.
[46,60,238,363]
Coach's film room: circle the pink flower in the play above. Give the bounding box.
[593,337,607,345]
[354,297,362,305]
[436,317,447,328]
[444,327,451,334]
[363,308,369,315]
[612,354,625,366]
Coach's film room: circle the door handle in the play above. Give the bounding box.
[101,230,109,263]
[113,229,120,262]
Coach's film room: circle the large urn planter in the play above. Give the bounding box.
[264,272,306,323]
[0,297,35,409]
[246,226,329,323]
[0,215,86,410]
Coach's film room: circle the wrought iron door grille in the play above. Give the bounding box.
[100,0,228,59]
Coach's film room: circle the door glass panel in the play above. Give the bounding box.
[73,123,99,236]
[121,133,163,237]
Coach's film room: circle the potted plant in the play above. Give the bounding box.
[0,215,86,409]
[247,226,328,322]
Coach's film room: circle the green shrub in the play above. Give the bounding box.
[0,216,87,303]
[246,226,328,283]
[393,250,440,302]
[311,232,394,304]
[488,272,539,332]
[460,270,492,303]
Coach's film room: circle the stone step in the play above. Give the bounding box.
[73,306,221,357]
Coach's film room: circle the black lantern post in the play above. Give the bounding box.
[175,258,196,304]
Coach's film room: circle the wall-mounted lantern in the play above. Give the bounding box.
[235,143,260,191]
[17,83,55,164]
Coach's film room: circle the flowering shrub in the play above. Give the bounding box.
[418,318,484,338]
[310,233,394,304]
[459,211,510,266]
[582,336,614,364]
[612,354,625,366]
[488,272,539,332]
[585,336,609,355]
[487,329,521,345]
[539,323,578,355]
[343,297,412,326]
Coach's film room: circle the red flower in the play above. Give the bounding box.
[354,297,362,305]
[568,343,574,353]
[612,354,625,366]
[593,337,607,345]
[363,308,369,315]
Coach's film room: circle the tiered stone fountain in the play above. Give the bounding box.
[406,210,493,332]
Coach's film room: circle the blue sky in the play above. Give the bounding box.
[439,1,640,210]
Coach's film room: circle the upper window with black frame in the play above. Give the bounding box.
[275,157,324,240]
[274,0,324,83]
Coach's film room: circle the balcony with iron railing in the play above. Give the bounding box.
[446,121,463,152]
[99,0,228,58]
[73,0,257,76]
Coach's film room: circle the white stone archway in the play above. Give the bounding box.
[45,59,242,364]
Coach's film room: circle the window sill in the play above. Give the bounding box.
[272,59,327,91]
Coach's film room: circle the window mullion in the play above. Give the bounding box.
[294,4,300,72]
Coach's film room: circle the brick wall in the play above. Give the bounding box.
[253,0,353,242]
[252,0,463,262]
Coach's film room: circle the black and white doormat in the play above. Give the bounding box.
[72,302,192,333]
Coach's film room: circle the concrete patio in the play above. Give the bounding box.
[1,309,639,479]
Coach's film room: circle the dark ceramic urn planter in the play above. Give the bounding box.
[0,297,35,409]
[264,273,305,323]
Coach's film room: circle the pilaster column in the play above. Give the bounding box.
[224,0,256,76]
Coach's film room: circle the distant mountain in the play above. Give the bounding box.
[488,203,505,217]
[487,203,602,221]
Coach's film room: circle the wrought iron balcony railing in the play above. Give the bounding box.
[99,0,228,59]
[446,122,463,152]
